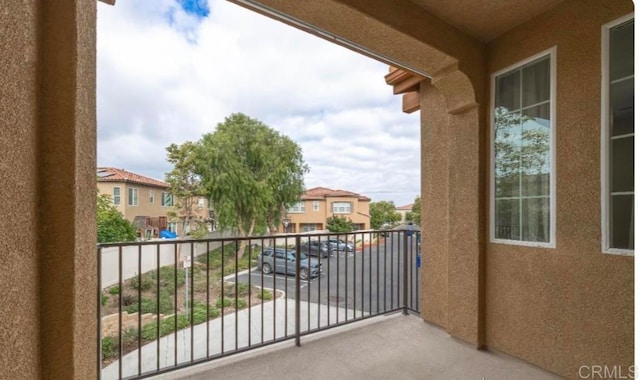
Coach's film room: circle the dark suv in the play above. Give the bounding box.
[257,247,322,280]
[299,240,331,258]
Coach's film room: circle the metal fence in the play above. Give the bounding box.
[98,229,421,379]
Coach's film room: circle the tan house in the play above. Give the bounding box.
[1,1,633,379]
[279,187,371,233]
[395,203,414,221]
[97,167,210,237]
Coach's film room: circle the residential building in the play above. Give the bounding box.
[2,1,633,379]
[97,167,210,237]
[395,203,414,221]
[280,187,371,233]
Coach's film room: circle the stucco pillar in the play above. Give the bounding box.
[421,69,485,347]
[39,1,97,378]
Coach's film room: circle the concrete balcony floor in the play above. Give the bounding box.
[155,313,560,380]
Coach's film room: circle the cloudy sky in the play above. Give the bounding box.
[97,0,420,206]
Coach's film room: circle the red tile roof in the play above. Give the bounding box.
[301,186,370,201]
[396,203,414,211]
[97,167,169,189]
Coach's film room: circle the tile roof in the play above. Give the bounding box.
[301,186,370,201]
[97,167,169,189]
[396,203,414,211]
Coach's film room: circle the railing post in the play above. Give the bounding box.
[403,230,409,315]
[295,235,301,347]
[96,245,102,380]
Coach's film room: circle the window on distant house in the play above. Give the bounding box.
[332,202,352,214]
[313,201,320,211]
[161,192,173,207]
[602,15,634,254]
[491,47,556,247]
[301,223,317,232]
[149,190,154,204]
[128,188,138,206]
[288,201,305,213]
[113,187,121,205]
[198,198,205,210]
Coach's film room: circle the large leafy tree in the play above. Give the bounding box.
[196,113,308,258]
[165,141,207,238]
[97,193,137,243]
[405,196,421,225]
[369,201,401,229]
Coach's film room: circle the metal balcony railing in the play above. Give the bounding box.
[98,229,421,379]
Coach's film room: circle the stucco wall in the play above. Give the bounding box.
[0,1,40,378]
[485,0,634,377]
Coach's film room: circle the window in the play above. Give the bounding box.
[161,192,173,207]
[198,198,205,210]
[491,48,556,247]
[288,201,305,213]
[168,222,178,233]
[149,190,154,204]
[313,201,320,211]
[113,187,121,205]
[602,15,634,254]
[128,188,138,206]
[301,223,317,232]
[332,202,352,214]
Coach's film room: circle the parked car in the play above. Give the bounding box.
[327,238,355,252]
[257,247,322,280]
[299,240,331,258]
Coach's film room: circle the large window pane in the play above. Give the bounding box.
[611,78,634,136]
[610,20,634,81]
[522,59,550,107]
[611,137,634,193]
[495,109,522,198]
[496,71,520,112]
[521,104,551,197]
[522,198,550,243]
[496,199,520,240]
[611,195,634,249]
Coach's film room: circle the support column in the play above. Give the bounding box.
[39,1,97,378]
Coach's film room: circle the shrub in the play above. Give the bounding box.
[121,327,138,345]
[130,274,154,291]
[257,289,272,300]
[101,336,117,360]
[235,299,247,309]
[224,282,249,298]
[101,294,109,306]
[215,298,232,309]
[125,292,173,315]
[108,286,120,295]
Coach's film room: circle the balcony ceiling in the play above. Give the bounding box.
[408,0,564,41]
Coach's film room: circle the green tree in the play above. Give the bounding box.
[195,113,308,258]
[165,141,207,238]
[97,193,137,243]
[405,196,421,225]
[326,215,354,233]
[369,201,401,229]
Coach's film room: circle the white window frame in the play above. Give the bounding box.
[113,187,121,205]
[161,191,173,207]
[128,187,138,206]
[313,201,320,211]
[288,201,305,213]
[489,47,557,248]
[332,201,352,214]
[601,13,634,256]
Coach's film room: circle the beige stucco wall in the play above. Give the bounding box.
[0,1,40,378]
[1,1,97,379]
[485,0,634,377]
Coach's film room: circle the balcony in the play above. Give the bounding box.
[98,230,557,379]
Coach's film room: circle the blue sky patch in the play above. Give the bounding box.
[177,0,210,19]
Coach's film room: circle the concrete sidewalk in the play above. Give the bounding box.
[101,298,361,380]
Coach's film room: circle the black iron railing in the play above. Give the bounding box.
[98,229,420,379]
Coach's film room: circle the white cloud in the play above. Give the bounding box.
[97,0,420,205]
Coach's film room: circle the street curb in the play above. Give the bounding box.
[223,267,257,281]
